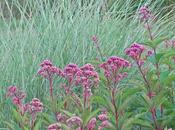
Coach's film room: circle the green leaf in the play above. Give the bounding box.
[144,37,167,48]
[147,52,165,64]
[34,120,42,130]
[163,71,175,86]
[84,108,100,125]
[133,119,152,128]
[3,121,14,129]
[60,109,74,117]
[12,108,23,123]
[91,95,107,106]
[160,70,170,84]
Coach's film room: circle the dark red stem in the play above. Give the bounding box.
[49,77,53,100]
[151,108,158,130]
[111,88,118,129]
[137,63,150,89]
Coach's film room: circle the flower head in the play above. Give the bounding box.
[66,116,82,127]
[12,96,21,106]
[47,123,62,130]
[92,35,98,45]
[63,63,80,84]
[139,6,152,21]
[80,63,99,87]
[28,98,43,114]
[98,111,108,122]
[100,56,130,84]
[56,112,68,123]
[87,117,96,130]
[165,39,175,48]
[98,120,110,130]
[125,43,145,61]
[7,86,17,97]
[38,59,63,79]
[6,86,26,108]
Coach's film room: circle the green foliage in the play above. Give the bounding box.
[0,0,175,130]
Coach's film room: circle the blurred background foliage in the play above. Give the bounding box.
[0,0,175,19]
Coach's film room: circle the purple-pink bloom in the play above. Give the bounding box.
[66,116,83,127]
[28,98,43,114]
[139,6,152,21]
[165,39,175,48]
[98,112,108,122]
[6,86,17,97]
[38,59,63,79]
[100,56,130,84]
[56,112,67,123]
[87,117,96,130]
[63,63,80,85]
[92,35,98,44]
[98,120,110,130]
[125,43,145,61]
[147,50,154,57]
[80,63,99,87]
[47,123,62,130]
[12,97,21,106]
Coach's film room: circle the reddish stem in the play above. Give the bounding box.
[151,108,158,130]
[31,114,36,130]
[111,88,118,129]
[146,22,153,40]
[84,93,87,109]
[49,77,53,100]
[137,63,150,89]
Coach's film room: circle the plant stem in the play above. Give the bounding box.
[49,77,53,100]
[151,108,158,130]
[146,22,153,41]
[96,44,104,61]
[137,63,150,89]
[111,88,118,129]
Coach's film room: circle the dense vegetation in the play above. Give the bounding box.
[0,0,175,130]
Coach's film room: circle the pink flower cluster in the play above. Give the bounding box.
[49,115,97,130]
[87,117,96,130]
[47,123,62,130]
[56,112,68,123]
[139,6,152,21]
[165,39,175,48]
[6,86,43,121]
[98,111,110,130]
[79,64,99,107]
[63,63,80,85]
[100,56,130,84]
[125,43,146,66]
[92,35,98,45]
[6,86,26,113]
[98,111,108,121]
[38,60,63,79]
[27,98,43,114]
[125,43,145,60]
[66,116,83,129]
[63,63,99,87]
[62,63,99,107]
